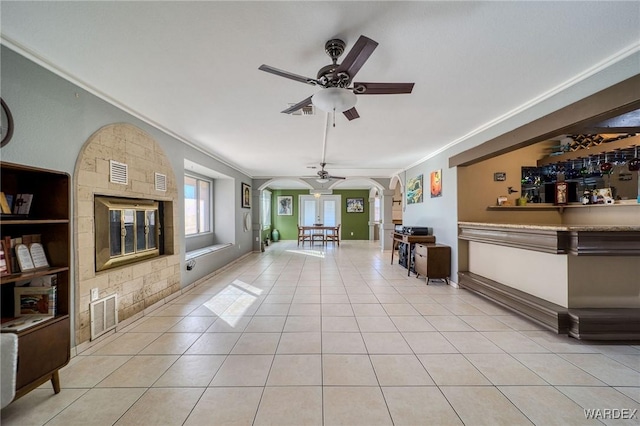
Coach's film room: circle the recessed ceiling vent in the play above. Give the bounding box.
[155,172,167,192]
[290,104,315,116]
[109,160,128,185]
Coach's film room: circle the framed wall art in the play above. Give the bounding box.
[430,169,442,198]
[277,195,293,215]
[346,198,364,213]
[406,174,423,204]
[241,183,251,209]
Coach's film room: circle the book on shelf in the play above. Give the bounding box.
[29,274,57,287]
[0,240,9,276]
[0,192,12,214]
[1,315,55,332]
[21,234,41,245]
[12,193,33,215]
[8,237,20,273]
[14,286,57,317]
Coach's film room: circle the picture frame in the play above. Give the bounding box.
[554,181,568,205]
[593,187,613,204]
[430,169,442,198]
[241,182,251,209]
[346,198,364,213]
[494,172,506,181]
[14,286,56,316]
[277,195,293,215]
[406,174,423,204]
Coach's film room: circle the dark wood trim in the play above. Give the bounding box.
[568,231,640,256]
[449,74,640,167]
[459,223,640,256]
[568,309,640,341]
[458,271,570,334]
[458,224,568,254]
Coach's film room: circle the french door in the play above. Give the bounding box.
[299,195,341,227]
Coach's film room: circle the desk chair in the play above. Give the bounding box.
[325,224,340,246]
[297,226,311,246]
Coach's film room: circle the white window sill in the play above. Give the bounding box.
[186,243,232,260]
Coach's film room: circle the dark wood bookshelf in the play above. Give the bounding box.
[0,161,71,402]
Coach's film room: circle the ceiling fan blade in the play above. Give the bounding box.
[353,82,414,94]
[334,35,378,79]
[328,175,346,180]
[259,64,317,86]
[343,107,360,121]
[281,96,313,114]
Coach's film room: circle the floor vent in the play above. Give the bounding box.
[90,294,118,340]
[155,172,167,192]
[109,160,128,185]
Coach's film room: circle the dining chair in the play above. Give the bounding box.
[297,225,311,246]
[311,226,325,246]
[326,224,340,246]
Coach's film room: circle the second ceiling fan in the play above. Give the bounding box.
[259,35,414,121]
[313,162,345,183]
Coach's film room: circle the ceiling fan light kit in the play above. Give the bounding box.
[310,189,333,198]
[312,87,357,113]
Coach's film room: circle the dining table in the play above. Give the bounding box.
[301,225,339,245]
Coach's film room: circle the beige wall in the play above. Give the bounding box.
[74,123,180,345]
[457,140,639,225]
[562,204,640,225]
[457,142,561,224]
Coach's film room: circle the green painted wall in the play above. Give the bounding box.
[270,190,308,240]
[337,190,369,240]
[267,189,370,241]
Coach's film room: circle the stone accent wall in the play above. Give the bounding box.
[74,123,180,345]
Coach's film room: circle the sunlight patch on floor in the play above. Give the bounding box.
[286,249,326,258]
[202,280,262,325]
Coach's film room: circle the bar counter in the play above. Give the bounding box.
[457,222,640,339]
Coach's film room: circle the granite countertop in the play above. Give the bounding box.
[458,222,640,232]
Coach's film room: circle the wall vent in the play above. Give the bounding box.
[90,294,118,340]
[290,105,315,116]
[109,160,128,185]
[155,172,167,192]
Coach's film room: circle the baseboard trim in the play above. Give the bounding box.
[458,271,570,334]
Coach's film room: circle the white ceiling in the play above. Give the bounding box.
[2,2,639,186]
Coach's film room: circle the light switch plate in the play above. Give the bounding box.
[90,288,99,302]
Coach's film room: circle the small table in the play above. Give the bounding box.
[390,232,436,276]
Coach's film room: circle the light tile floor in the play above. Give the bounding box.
[2,241,639,425]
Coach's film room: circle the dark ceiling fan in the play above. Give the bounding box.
[259,35,414,121]
[313,162,345,183]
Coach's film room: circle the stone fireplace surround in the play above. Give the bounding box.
[74,123,179,345]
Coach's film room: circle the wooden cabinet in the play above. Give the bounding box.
[1,162,70,401]
[414,244,451,284]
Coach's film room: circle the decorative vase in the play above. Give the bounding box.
[271,229,280,242]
